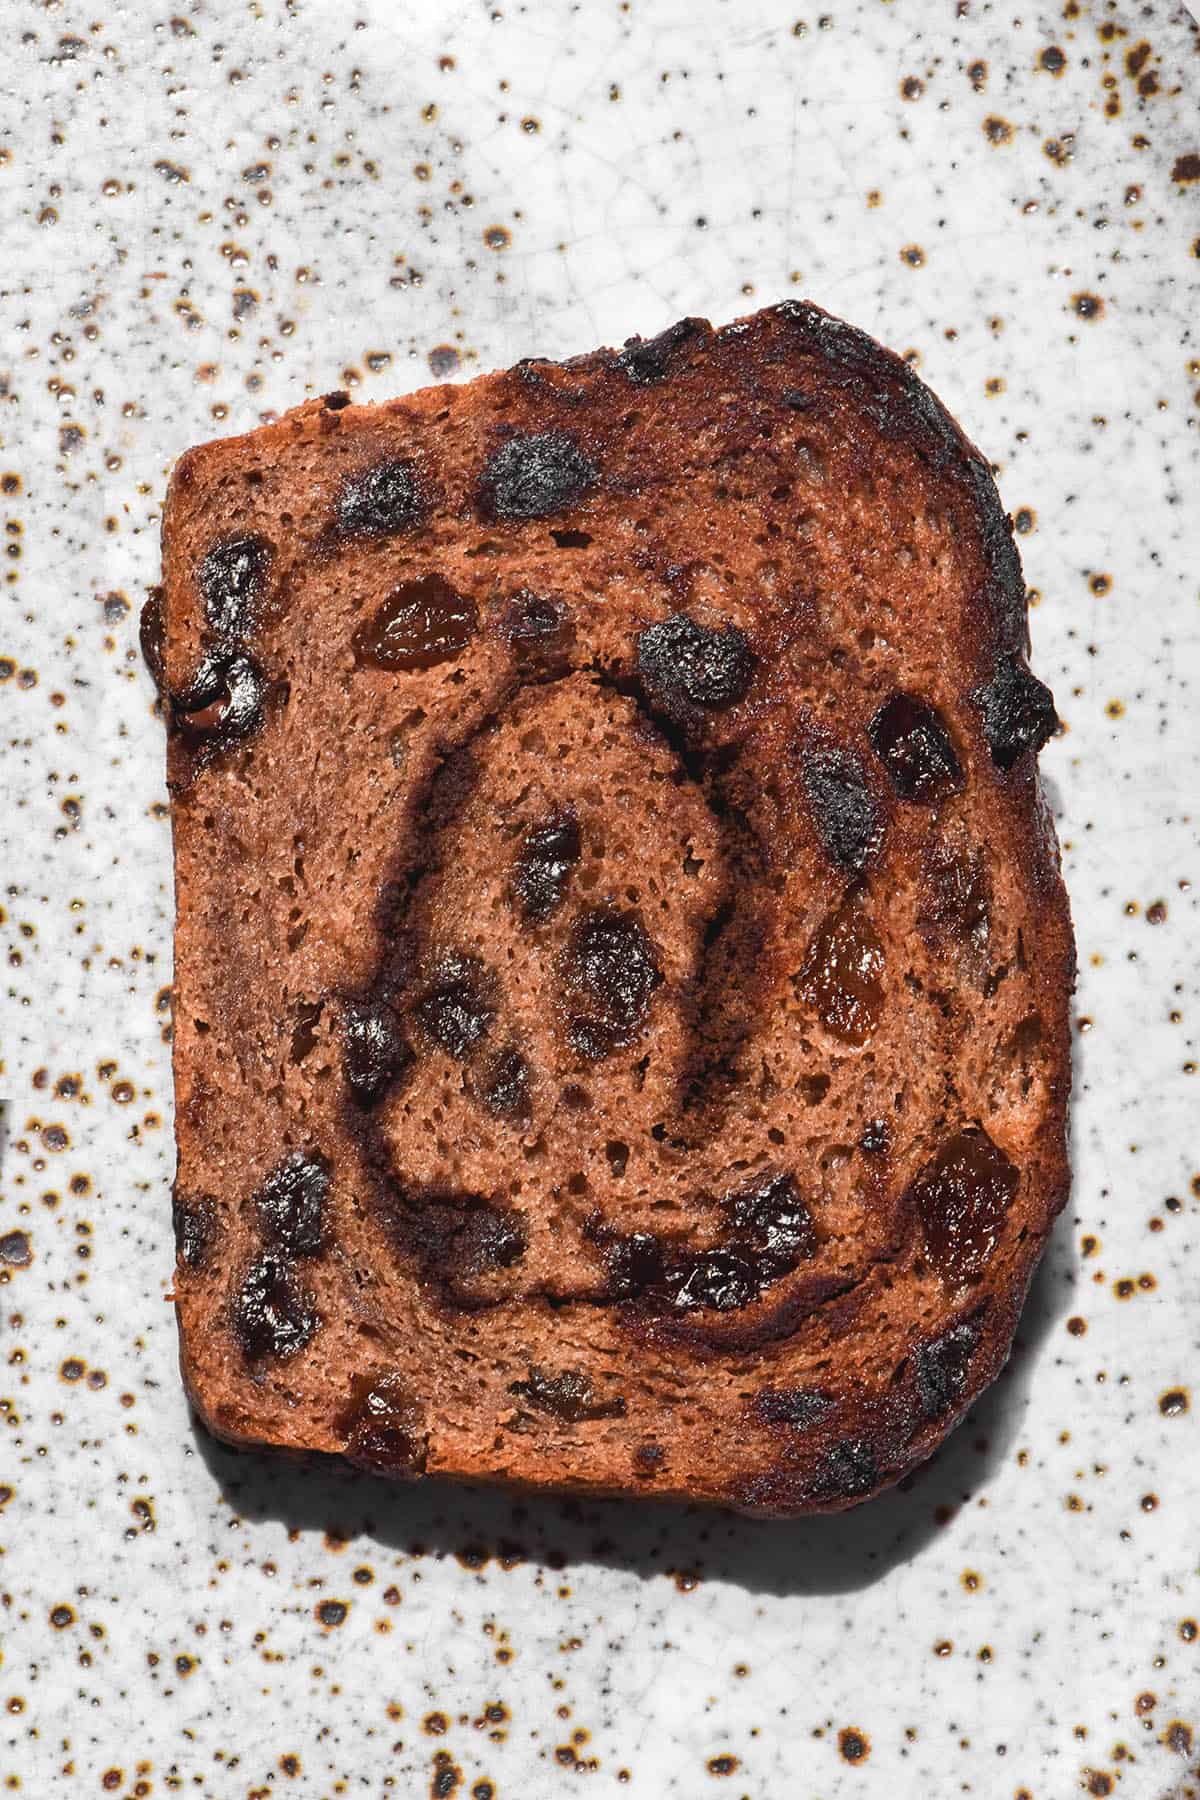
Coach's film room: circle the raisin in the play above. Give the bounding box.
[139,591,166,692]
[807,1436,879,1501]
[174,649,267,749]
[636,611,755,723]
[338,1371,427,1476]
[344,1000,412,1107]
[859,1118,890,1154]
[230,1253,318,1361]
[474,1046,533,1120]
[908,1130,1019,1283]
[497,588,574,673]
[416,953,494,1059]
[563,907,661,1060]
[726,1171,817,1269]
[633,1441,665,1472]
[802,747,881,870]
[336,459,424,538]
[970,653,1058,770]
[913,1316,983,1419]
[353,575,477,671]
[512,809,581,922]
[667,1247,759,1312]
[753,1387,835,1428]
[197,533,271,643]
[253,1151,329,1256]
[172,1191,215,1270]
[401,1192,527,1285]
[799,886,885,1045]
[921,840,990,953]
[868,693,963,802]
[477,430,597,520]
[508,1367,627,1422]
[603,1230,665,1300]
[616,317,702,385]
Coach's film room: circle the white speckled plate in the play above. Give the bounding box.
[2,2,1198,1795]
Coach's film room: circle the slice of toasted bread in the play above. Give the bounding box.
[151,300,1073,1516]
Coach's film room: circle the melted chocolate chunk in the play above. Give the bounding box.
[563,908,661,1060]
[338,1371,427,1476]
[616,318,702,385]
[174,648,267,750]
[868,693,963,802]
[336,458,424,538]
[908,1130,1019,1283]
[753,1387,836,1428]
[354,575,477,671]
[913,1316,983,1420]
[807,1436,879,1501]
[512,809,581,923]
[509,1367,627,1422]
[799,886,885,1045]
[474,1046,533,1121]
[802,747,882,870]
[636,611,755,724]
[416,953,495,1059]
[172,1191,216,1270]
[253,1151,330,1256]
[478,431,597,521]
[970,653,1058,770]
[230,1252,319,1361]
[139,591,166,692]
[344,1000,412,1108]
[197,533,271,643]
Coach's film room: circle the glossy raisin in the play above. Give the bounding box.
[139,591,166,692]
[336,459,424,538]
[230,1253,318,1361]
[253,1151,329,1256]
[616,317,702,385]
[603,1230,665,1300]
[172,1192,215,1270]
[174,648,267,749]
[913,1316,983,1419]
[799,886,885,1045]
[859,1118,890,1154]
[753,1387,835,1428]
[353,575,477,672]
[636,611,755,724]
[477,431,597,521]
[512,809,581,923]
[563,907,661,1060]
[344,1000,412,1108]
[726,1171,817,1268]
[970,653,1058,770]
[474,1046,533,1120]
[416,953,494,1059]
[197,533,271,643]
[667,1247,759,1312]
[869,693,963,802]
[908,1130,1019,1283]
[508,1367,627,1422]
[338,1371,427,1476]
[802,747,881,870]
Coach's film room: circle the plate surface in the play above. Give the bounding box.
[1,2,1198,1795]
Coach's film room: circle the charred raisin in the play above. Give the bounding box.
[509,1367,627,1422]
[913,1316,983,1419]
[172,1191,215,1270]
[970,653,1058,770]
[868,693,963,802]
[563,907,660,1060]
[253,1151,329,1256]
[230,1253,318,1361]
[753,1387,835,1428]
[338,1371,427,1476]
[799,886,885,1045]
[636,611,755,723]
[616,318,702,385]
[474,1046,533,1121]
[344,1000,412,1107]
[336,459,424,538]
[807,1436,879,1501]
[908,1130,1018,1283]
[512,809,581,923]
[802,747,881,870]
[478,431,597,521]
[353,575,477,672]
[197,534,271,643]
[416,953,495,1059]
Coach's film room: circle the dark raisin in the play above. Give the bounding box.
[859,1118,890,1154]
[801,747,881,870]
[563,907,661,1060]
[603,1230,665,1300]
[799,886,885,1045]
[197,533,271,643]
[336,459,424,538]
[753,1387,835,1428]
[401,1192,527,1284]
[474,1046,533,1120]
[616,317,702,384]
[868,693,963,802]
[478,430,597,521]
[416,953,494,1059]
[508,1367,627,1422]
[512,809,581,922]
[808,1436,879,1501]
[498,587,570,648]
[667,1247,759,1312]
[174,649,266,749]
[913,1316,983,1419]
[253,1151,330,1256]
[139,591,166,692]
[344,1000,412,1107]
[338,1371,427,1476]
[726,1171,817,1268]
[921,840,990,953]
[907,1130,1019,1283]
[636,611,755,723]
[230,1253,318,1361]
[353,575,477,672]
[970,653,1058,770]
[172,1191,215,1270]
[633,1441,665,1472]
